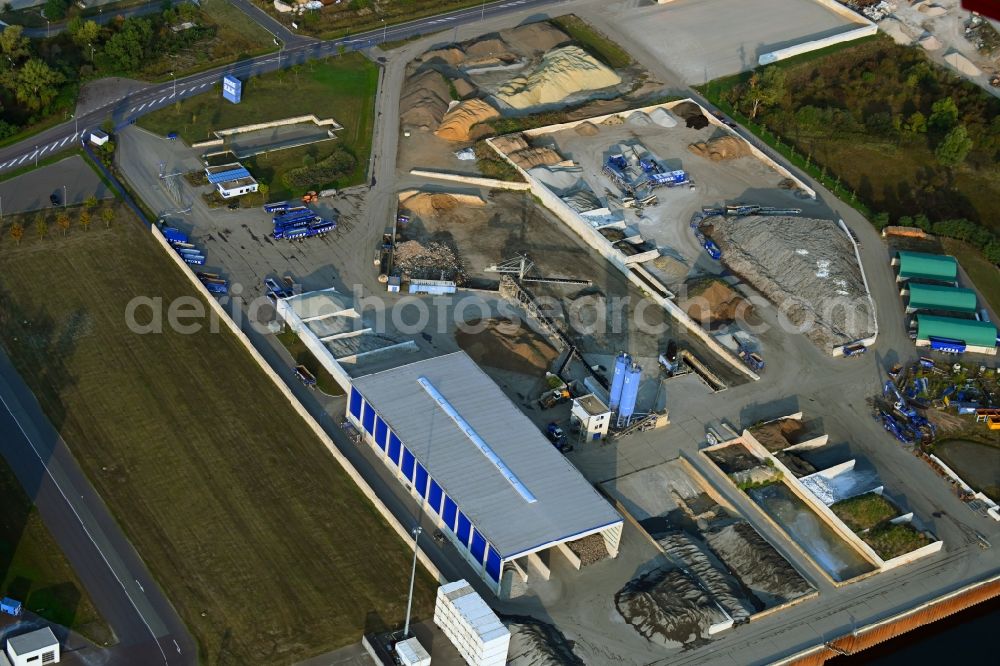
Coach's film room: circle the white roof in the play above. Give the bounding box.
[352,352,621,558]
[285,288,357,321]
[7,628,57,655]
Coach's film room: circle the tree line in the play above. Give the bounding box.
[3,196,116,246]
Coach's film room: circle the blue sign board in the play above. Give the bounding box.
[222,75,242,104]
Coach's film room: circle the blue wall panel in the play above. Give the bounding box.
[442,497,458,530]
[427,481,443,514]
[456,512,472,546]
[401,448,415,481]
[470,529,487,564]
[374,417,388,450]
[388,434,402,465]
[485,547,501,582]
[361,401,375,434]
[414,464,428,497]
[349,388,363,419]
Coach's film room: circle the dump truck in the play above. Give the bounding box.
[843,342,867,357]
[539,388,570,409]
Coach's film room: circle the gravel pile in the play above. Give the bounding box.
[394,240,465,282]
[567,533,608,566]
[713,216,874,350]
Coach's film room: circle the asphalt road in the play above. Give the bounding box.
[0,0,565,175]
[0,348,195,666]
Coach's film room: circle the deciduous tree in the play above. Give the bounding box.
[56,212,70,236]
[35,216,48,240]
[739,67,786,120]
[12,59,64,112]
[935,125,973,167]
[9,221,23,245]
[79,210,92,231]
[101,207,114,228]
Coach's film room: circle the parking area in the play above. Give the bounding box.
[608,0,863,84]
[0,155,113,215]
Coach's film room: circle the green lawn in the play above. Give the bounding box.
[862,523,932,560]
[830,493,898,532]
[139,53,378,191]
[0,205,434,664]
[941,238,1000,317]
[0,456,113,645]
[551,15,633,69]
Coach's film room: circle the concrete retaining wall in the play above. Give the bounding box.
[407,169,531,190]
[758,24,878,66]
[832,218,878,356]
[150,227,443,584]
[191,114,343,148]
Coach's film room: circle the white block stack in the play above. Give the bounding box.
[433,580,510,666]
[395,637,431,666]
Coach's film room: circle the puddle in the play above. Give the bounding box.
[748,484,875,582]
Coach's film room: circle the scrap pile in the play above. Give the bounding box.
[394,240,466,283]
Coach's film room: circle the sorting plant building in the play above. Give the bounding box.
[346,352,623,596]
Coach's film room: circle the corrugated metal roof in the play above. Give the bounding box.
[352,352,622,558]
[897,251,957,282]
[285,289,356,321]
[206,166,251,184]
[908,283,977,313]
[917,314,997,348]
[7,627,58,655]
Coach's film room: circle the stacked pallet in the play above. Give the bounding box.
[433,581,509,666]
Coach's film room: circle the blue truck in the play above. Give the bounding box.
[1,597,22,617]
[703,239,722,260]
[264,202,291,213]
[161,226,188,244]
[181,253,205,266]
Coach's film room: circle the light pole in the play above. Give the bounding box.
[63,185,67,209]
[481,0,486,22]
[170,71,176,96]
[34,145,38,167]
[402,525,422,639]
[381,17,387,44]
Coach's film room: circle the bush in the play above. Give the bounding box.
[281,149,355,190]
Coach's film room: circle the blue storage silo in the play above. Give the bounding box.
[609,352,630,411]
[619,362,642,423]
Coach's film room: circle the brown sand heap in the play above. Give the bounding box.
[463,37,518,67]
[672,101,709,129]
[750,418,807,453]
[421,47,465,66]
[455,317,558,375]
[574,121,600,136]
[714,215,875,349]
[688,135,750,161]
[491,134,529,154]
[451,78,475,99]
[501,21,569,54]
[400,70,451,130]
[394,240,465,282]
[704,522,813,603]
[495,46,621,110]
[435,99,500,142]
[509,146,563,169]
[398,191,486,217]
[681,279,750,325]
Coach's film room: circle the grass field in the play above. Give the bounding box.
[0,205,434,664]
[941,238,1000,317]
[139,54,377,190]
[0,456,113,645]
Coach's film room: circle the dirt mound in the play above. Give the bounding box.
[626,110,654,127]
[688,135,750,161]
[456,318,558,375]
[672,101,709,129]
[503,22,569,54]
[435,99,500,141]
[492,134,529,154]
[681,279,750,325]
[466,37,509,58]
[714,215,875,350]
[574,121,600,136]
[601,114,625,126]
[509,146,563,169]
[495,46,621,110]
[400,70,451,130]
[651,254,688,284]
[421,47,465,66]
[750,418,807,453]
[394,240,465,282]
[451,78,475,99]
[705,522,813,603]
[504,616,584,666]
[399,191,486,217]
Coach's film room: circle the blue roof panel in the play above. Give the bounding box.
[207,166,251,184]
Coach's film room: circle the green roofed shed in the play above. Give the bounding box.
[896,251,957,282]
[916,315,997,349]
[907,283,977,314]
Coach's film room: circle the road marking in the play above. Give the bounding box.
[158,96,167,104]
[39,145,49,155]
[129,106,136,113]
[173,640,181,654]
[59,137,69,147]
[17,155,28,165]
[178,88,187,96]
[138,103,148,111]
[71,132,79,142]
[0,161,7,168]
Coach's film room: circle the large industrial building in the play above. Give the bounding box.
[892,250,957,284]
[915,315,997,356]
[346,352,623,596]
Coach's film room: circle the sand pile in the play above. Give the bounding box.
[944,51,982,77]
[502,22,569,54]
[651,254,688,284]
[616,566,729,648]
[504,617,584,666]
[714,216,875,350]
[919,34,942,50]
[681,279,750,325]
[509,146,563,169]
[492,134,529,154]
[750,418,806,453]
[451,78,475,99]
[394,240,465,282]
[435,99,500,141]
[627,111,654,127]
[495,46,621,110]
[464,38,517,67]
[421,47,465,65]
[672,101,709,129]
[658,531,754,621]
[399,191,486,217]
[400,70,451,130]
[705,522,814,603]
[688,135,750,161]
[574,121,600,136]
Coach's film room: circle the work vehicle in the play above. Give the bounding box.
[50,192,60,206]
[264,202,290,213]
[843,342,867,357]
[161,226,188,244]
[302,191,318,204]
[738,349,765,372]
[167,131,178,140]
[539,388,570,409]
[703,239,722,260]
[546,422,572,452]
[1,597,22,617]
[181,253,205,266]
[294,365,317,387]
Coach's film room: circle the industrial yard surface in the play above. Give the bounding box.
[0,206,435,664]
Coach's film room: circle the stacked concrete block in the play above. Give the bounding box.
[433,581,510,666]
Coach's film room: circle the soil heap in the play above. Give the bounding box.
[421,47,465,66]
[399,191,486,217]
[680,279,750,325]
[672,101,709,129]
[509,146,564,169]
[705,522,813,603]
[502,22,569,54]
[400,70,451,130]
[713,215,875,350]
[435,99,500,141]
[688,135,750,161]
[495,46,621,110]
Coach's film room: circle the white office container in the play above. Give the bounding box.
[433,581,509,666]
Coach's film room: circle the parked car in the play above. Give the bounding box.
[49,192,60,206]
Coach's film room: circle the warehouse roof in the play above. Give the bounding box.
[916,315,997,348]
[352,352,621,559]
[908,283,978,314]
[896,251,957,282]
[7,627,58,655]
[284,288,356,321]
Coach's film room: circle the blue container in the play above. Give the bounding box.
[161,226,188,243]
[609,352,630,411]
[1,597,22,616]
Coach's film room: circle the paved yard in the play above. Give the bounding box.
[0,155,113,215]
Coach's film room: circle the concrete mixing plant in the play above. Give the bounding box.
[609,352,630,411]
[617,362,642,427]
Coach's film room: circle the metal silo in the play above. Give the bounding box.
[609,352,630,411]
[619,362,642,425]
